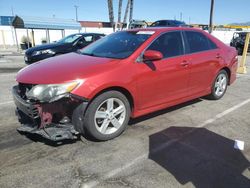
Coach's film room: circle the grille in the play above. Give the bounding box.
[18,83,35,100]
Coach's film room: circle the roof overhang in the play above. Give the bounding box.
[12,15,81,30]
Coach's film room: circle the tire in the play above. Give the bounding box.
[208,70,228,100]
[236,46,243,55]
[82,91,131,141]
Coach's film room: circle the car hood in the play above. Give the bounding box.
[16,52,120,84]
[25,42,68,54]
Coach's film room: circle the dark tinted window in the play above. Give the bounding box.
[147,32,184,58]
[151,21,167,27]
[185,31,217,53]
[207,38,217,49]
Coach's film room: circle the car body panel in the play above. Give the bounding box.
[17,52,120,84]
[135,55,189,110]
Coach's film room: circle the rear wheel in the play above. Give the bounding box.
[208,70,228,100]
[83,91,131,141]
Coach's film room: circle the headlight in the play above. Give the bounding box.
[26,81,81,103]
[32,49,55,56]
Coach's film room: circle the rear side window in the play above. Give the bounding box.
[147,31,184,58]
[185,31,217,53]
[207,38,217,49]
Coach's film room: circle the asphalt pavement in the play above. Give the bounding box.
[0,51,249,188]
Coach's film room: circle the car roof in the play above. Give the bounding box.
[70,33,105,36]
[127,27,203,33]
[152,20,185,24]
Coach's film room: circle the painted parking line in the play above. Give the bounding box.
[0,101,13,106]
[82,97,250,188]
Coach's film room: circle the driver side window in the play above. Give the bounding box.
[147,31,184,58]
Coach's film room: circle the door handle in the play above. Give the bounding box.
[180,60,189,67]
[216,53,221,59]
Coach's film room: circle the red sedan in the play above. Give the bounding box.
[13,27,238,141]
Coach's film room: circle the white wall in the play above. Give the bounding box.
[48,30,63,42]
[65,29,79,36]
[81,27,113,35]
[0,26,16,46]
[211,31,235,45]
[33,29,47,45]
[0,26,80,47]
[0,26,112,48]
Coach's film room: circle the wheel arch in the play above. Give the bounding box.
[220,67,231,84]
[89,86,135,112]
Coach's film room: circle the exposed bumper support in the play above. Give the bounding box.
[12,85,88,141]
[17,122,79,141]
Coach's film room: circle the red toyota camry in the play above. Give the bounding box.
[13,27,238,141]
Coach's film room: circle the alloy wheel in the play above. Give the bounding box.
[214,73,227,97]
[94,98,126,135]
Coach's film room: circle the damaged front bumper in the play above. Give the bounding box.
[12,85,88,141]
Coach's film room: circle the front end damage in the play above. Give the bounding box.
[12,83,88,141]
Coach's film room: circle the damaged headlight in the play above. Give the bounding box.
[26,81,81,103]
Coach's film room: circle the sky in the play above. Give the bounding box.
[0,0,249,25]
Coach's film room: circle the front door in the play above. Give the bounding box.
[136,31,190,110]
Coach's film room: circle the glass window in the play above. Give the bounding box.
[58,34,82,43]
[147,32,184,58]
[80,31,152,59]
[207,38,217,49]
[185,31,217,53]
[84,35,93,42]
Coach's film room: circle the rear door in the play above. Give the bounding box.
[183,31,221,96]
[136,31,190,109]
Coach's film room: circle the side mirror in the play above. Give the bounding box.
[143,50,163,62]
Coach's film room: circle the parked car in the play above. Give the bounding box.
[13,27,238,141]
[24,33,105,64]
[230,32,250,55]
[129,19,148,29]
[149,20,189,27]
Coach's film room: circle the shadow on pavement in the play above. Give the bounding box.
[149,127,250,188]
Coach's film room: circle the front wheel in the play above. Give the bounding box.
[83,91,131,141]
[208,70,228,100]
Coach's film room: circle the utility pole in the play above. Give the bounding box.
[129,0,134,22]
[209,0,214,33]
[123,0,130,25]
[11,6,14,16]
[107,0,115,31]
[180,12,182,21]
[74,5,79,21]
[118,0,123,30]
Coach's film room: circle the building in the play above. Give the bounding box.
[0,15,81,49]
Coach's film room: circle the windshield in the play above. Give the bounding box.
[80,31,153,59]
[58,34,82,43]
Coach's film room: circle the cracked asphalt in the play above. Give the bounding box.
[0,52,250,188]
